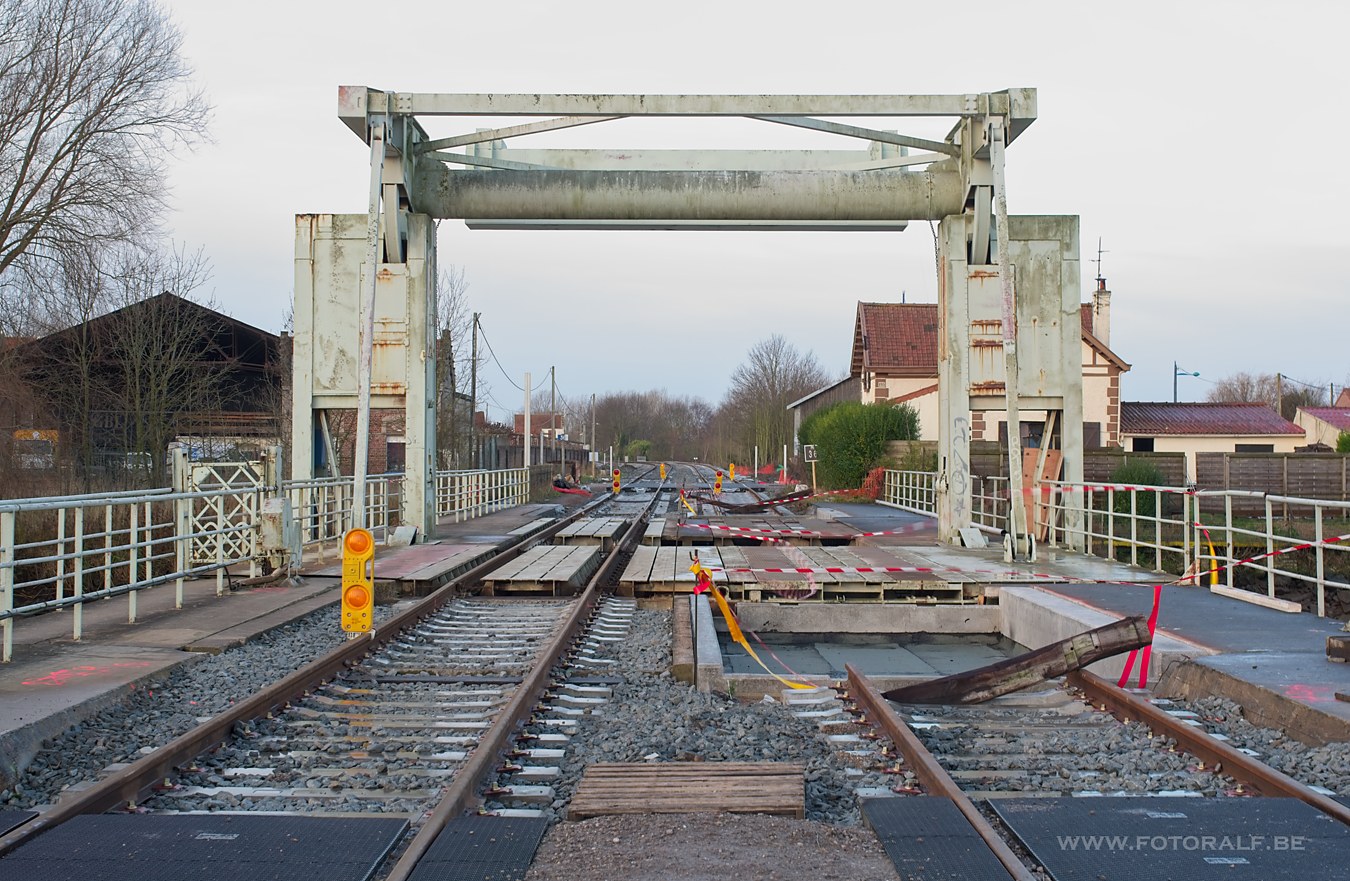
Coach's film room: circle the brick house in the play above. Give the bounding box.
[845,280,1130,447]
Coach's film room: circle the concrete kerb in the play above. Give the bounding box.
[0,647,205,791]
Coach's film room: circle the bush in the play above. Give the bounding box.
[811,402,920,489]
[1338,431,1350,454]
[1109,458,1165,517]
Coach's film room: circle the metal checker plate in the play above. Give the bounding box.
[861,797,1010,881]
[409,815,549,881]
[993,796,1350,880]
[0,810,36,836]
[0,813,407,881]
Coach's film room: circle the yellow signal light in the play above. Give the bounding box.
[612,468,621,495]
[659,463,667,480]
[714,470,723,494]
[341,528,374,633]
[729,463,735,481]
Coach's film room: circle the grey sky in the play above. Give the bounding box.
[162,0,1348,420]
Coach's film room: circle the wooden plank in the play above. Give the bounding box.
[568,761,805,820]
[1210,584,1302,613]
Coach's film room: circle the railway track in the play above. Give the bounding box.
[0,488,659,881]
[841,666,1350,879]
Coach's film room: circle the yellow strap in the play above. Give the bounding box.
[680,492,697,515]
[703,579,814,690]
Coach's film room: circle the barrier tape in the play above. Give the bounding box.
[697,531,1350,587]
[691,561,813,689]
[681,521,930,540]
[1117,584,1163,688]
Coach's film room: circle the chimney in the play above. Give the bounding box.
[1092,276,1111,347]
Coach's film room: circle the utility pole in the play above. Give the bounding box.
[550,366,557,469]
[470,312,479,469]
[523,371,531,468]
[1276,373,1283,419]
[590,393,597,478]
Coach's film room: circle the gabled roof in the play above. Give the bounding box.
[787,376,858,410]
[1337,388,1350,408]
[1301,407,1350,433]
[1121,402,1305,436]
[850,301,1128,378]
[851,303,940,378]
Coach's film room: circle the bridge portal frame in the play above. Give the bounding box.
[298,87,1077,555]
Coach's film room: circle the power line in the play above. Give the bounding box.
[475,322,524,391]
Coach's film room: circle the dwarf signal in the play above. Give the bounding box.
[612,468,621,494]
[341,528,374,633]
[714,470,723,493]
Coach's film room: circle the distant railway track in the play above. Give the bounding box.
[0,489,659,881]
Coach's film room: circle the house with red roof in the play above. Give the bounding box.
[1295,406,1350,448]
[1121,402,1305,480]
[845,286,1129,446]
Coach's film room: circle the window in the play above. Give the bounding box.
[1234,443,1274,453]
[1132,437,1155,452]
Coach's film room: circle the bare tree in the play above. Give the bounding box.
[0,0,207,317]
[435,265,477,468]
[1206,371,1328,422]
[718,335,832,465]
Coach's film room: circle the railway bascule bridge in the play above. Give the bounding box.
[293,87,1084,558]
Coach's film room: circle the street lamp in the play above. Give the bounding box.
[1173,361,1200,402]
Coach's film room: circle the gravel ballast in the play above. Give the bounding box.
[490,606,900,826]
[0,597,407,809]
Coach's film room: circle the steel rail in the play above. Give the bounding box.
[1069,670,1350,827]
[382,489,659,881]
[844,664,1036,881]
[0,493,611,857]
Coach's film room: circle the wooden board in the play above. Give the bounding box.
[482,545,599,588]
[568,762,805,820]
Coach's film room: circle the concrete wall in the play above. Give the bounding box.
[999,586,1212,682]
[736,603,1001,635]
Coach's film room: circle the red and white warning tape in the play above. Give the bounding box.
[682,521,930,540]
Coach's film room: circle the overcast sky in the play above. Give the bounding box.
[161,0,1348,421]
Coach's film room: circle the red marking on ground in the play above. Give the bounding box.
[1283,683,1335,703]
[21,662,155,688]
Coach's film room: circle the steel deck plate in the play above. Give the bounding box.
[0,813,407,881]
[861,797,1010,881]
[408,814,549,881]
[993,796,1350,880]
[0,810,36,836]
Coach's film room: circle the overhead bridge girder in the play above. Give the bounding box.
[410,168,965,222]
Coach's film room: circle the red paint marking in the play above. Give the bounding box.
[1283,683,1335,703]
[21,661,155,688]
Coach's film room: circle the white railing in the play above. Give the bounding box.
[879,468,1350,618]
[878,470,936,514]
[1041,480,1350,618]
[0,463,530,661]
[0,485,255,662]
[435,468,530,522]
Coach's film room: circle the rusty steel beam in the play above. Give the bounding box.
[383,497,657,881]
[882,616,1151,704]
[0,495,610,858]
[845,664,1036,881]
[1069,670,1350,828]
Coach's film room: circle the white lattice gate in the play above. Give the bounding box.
[188,461,263,566]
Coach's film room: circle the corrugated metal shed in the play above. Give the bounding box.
[1121,402,1304,436]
